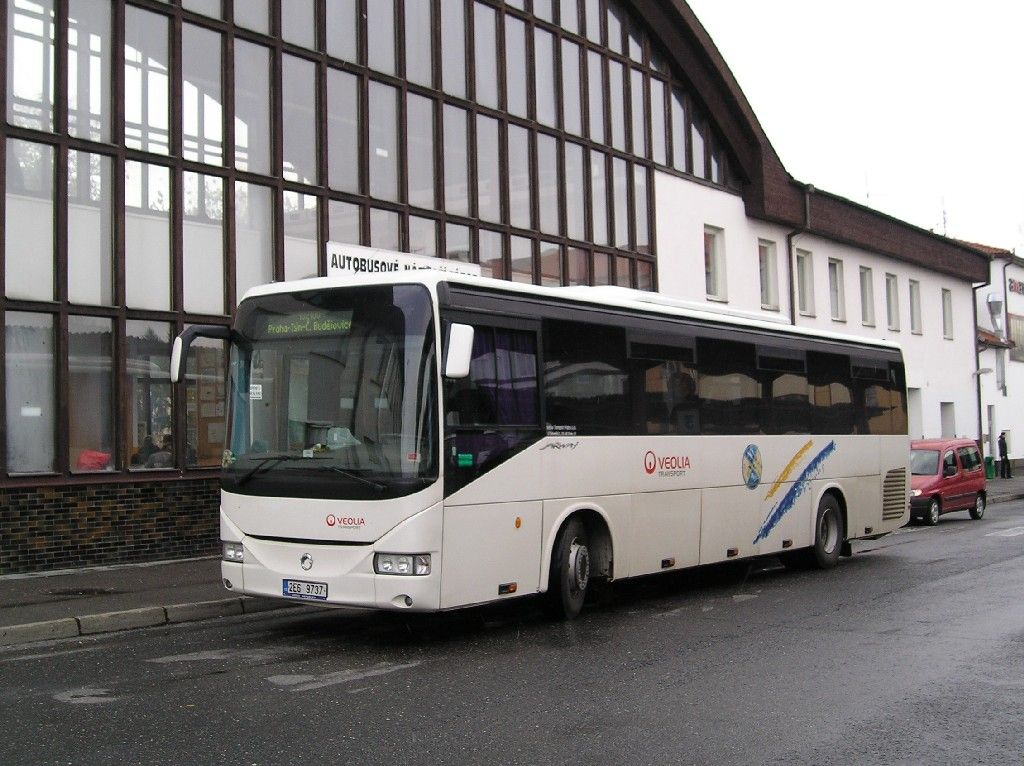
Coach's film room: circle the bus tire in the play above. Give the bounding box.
[544,518,590,620]
[810,494,844,569]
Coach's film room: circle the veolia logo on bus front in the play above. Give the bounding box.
[326,242,482,280]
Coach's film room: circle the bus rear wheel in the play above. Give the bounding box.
[809,494,844,569]
[544,518,590,620]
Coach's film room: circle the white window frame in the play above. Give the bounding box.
[942,288,953,339]
[796,248,814,316]
[704,225,726,301]
[859,266,874,326]
[909,279,922,335]
[758,239,778,311]
[828,258,845,321]
[886,273,900,331]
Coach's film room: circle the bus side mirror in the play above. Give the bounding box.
[170,325,231,383]
[444,324,475,379]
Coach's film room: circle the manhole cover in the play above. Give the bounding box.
[47,588,124,597]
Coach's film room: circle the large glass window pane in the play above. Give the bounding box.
[443,105,469,216]
[67,150,112,305]
[507,124,531,230]
[534,28,557,128]
[282,54,317,184]
[510,236,533,284]
[327,68,359,193]
[606,1,624,53]
[185,333,226,468]
[565,142,585,241]
[281,0,316,50]
[182,24,223,165]
[283,192,318,280]
[537,133,559,235]
[407,93,435,209]
[608,60,625,151]
[370,208,400,251]
[650,78,666,166]
[567,248,588,285]
[408,216,437,257]
[534,0,553,22]
[587,51,604,143]
[234,41,271,174]
[68,0,110,141]
[124,7,169,155]
[615,255,631,287]
[479,229,504,279]
[473,2,498,109]
[367,0,396,75]
[692,117,707,178]
[183,172,225,314]
[5,139,54,301]
[325,0,357,62]
[634,164,650,253]
[612,157,628,249]
[405,0,433,87]
[446,223,471,261]
[671,86,687,172]
[368,82,399,201]
[126,321,173,470]
[630,68,646,158]
[637,260,654,291]
[584,0,601,45]
[505,15,528,119]
[235,0,269,34]
[125,161,171,310]
[540,242,562,286]
[627,15,643,62]
[7,0,55,131]
[590,150,608,246]
[560,0,579,34]
[441,0,466,98]
[476,114,501,223]
[5,312,55,473]
[593,252,611,285]
[561,39,582,136]
[328,199,361,245]
[182,0,221,17]
[235,182,274,299]
[69,316,114,472]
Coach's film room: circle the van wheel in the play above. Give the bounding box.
[925,498,940,526]
[544,518,589,620]
[810,494,844,569]
[970,494,986,520]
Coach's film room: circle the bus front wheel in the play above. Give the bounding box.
[544,518,590,620]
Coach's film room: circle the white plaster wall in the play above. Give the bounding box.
[655,170,979,442]
[977,258,1024,460]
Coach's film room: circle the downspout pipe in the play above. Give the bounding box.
[973,276,991,455]
[785,184,814,325]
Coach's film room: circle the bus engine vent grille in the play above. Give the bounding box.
[882,468,908,520]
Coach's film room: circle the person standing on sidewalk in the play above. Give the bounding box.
[998,431,1012,478]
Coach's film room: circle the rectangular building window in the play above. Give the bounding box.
[704,226,726,301]
[758,240,778,310]
[325,0,357,62]
[441,0,466,97]
[474,3,498,108]
[282,54,317,184]
[235,181,274,300]
[283,192,318,281]
[124,7,169,155]
[185,333,226,468]
[537,133,560,235]
[909,279,922,335]
[443,105,469,216]
[478,229,505,280]
[281,0,316,49]
[507,124,531,230]
[67,150,113,306]
[587,51,605,144]
[505,15,528,118]
[6,139,55,301]
[234,40,271,174]
[125,161,171,310]
[828,258,845,321]
[327,68,360,194]
[404,0,433,87]
[796,249,814,316]
[126,320,173,470]
[886,273,900,331]
[561,39,582,136]
[181,24,223,166]
[534,27,557,127]
[860,267,874,326]
[68,0,111,142]
[408,215,437,257]
[406,93,435,208]
[942,288,954,339]
[1009,314,1024,363]
[8,0,55,132]
[5,312,55,473]
[183,171,225,314]
[590,150,609,246]
[367,0,396,75]
[69,316,114,472]
[476,114,501,223]
[510,236,533,283]
[368,81,399,202]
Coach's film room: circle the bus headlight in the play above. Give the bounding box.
[375,553,431,576]
[222,541,245,562]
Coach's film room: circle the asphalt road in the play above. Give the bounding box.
[4,502,1024,766]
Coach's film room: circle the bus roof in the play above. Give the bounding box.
[240,269,903,353]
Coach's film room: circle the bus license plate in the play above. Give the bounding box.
[282,579,328,601]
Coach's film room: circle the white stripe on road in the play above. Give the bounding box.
[267,661,421,692]
[986,527,1024,537]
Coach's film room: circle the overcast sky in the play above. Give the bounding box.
[685,0,1024,255]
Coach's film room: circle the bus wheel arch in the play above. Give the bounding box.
[810,490,846,569]
[543,509,613,619]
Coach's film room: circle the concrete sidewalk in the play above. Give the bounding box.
[3,475,1024,648]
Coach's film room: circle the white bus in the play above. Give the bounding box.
[172,261,909,619]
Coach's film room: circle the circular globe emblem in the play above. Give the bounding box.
[742,444,762,490]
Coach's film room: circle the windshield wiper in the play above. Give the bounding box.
[317,465,387,493]
[235,454,325,486]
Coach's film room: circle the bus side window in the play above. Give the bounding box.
[696,337,760,435]
[808,351,855,435]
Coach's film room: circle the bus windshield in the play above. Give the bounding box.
[224,284,437,500]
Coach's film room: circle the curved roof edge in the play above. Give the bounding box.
[635,0,989,283]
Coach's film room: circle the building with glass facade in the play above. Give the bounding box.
[1,0,989,573]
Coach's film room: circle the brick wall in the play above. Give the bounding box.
[0,478,220,574]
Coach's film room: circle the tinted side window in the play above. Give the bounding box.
[758,346,809,434]
[808,351,854,434]
[852,355,908,435]
[630,340,698,435]
[697,337,759,435]
[544,320,630,435]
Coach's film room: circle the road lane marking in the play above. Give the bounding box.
[267,661,421,692]
[53,687,119,705]
[147,648,281,664]
[986,527,1024,537]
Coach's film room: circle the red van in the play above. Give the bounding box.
[909,438,987,525]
